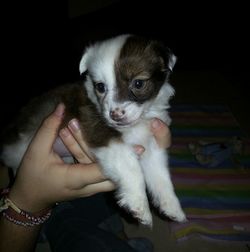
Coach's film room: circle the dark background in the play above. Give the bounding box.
[1,0,249,133]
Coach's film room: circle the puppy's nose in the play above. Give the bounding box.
[110,108,125,121]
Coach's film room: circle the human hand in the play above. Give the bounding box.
[132,118,171,155]
[9,104,115,213]
[151,118,171,149]
[59,118,95,164]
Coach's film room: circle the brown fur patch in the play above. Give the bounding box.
[114,36,169,103]
[1,82,121,148]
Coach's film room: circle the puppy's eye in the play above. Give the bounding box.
[133,79,145,89]
[95,82,106,93]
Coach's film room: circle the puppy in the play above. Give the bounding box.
[0,34,186,226]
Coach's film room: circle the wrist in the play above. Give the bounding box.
[1,188,52,227]
[8,186,51,214]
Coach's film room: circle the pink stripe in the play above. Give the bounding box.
[171,217,250,231]
[171,173,250,180]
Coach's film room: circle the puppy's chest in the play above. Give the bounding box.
[121,122,152,147]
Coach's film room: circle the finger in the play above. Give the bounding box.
[59,127,92,164]
[133,145,145,156]
[76,181,116,197]
[68,119,94,161]
[65,163,107,188]
[151,118,172,149]
[29,103,65,153]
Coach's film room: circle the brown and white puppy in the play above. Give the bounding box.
[0,34,186,226]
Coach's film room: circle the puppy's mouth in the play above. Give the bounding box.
[105,106,144,129]
[116,121,137,127]
[109,118,140,128]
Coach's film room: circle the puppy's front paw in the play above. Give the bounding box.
[131,205,153,227]
[160,196,187,222]
[118,194,152,226]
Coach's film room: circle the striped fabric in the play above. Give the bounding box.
[168,105,250,243]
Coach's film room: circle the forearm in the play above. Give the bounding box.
[0,216,41,252]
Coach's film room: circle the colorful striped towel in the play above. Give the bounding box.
[168,105,250,244]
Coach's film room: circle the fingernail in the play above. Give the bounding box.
[68,119,80,132]
[55,103,65,118]
[151,118,161,129]
[59,128,70,138]
[135,146,145,155]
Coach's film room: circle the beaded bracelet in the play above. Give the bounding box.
[0,188,52,227]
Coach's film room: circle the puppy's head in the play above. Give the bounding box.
[80,34,176,128]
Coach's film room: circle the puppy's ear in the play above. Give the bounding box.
[160,46,177,73]
[167,52,177,72]
[161,48,177,79]
[152,40,177,73]
[79,47,91,75]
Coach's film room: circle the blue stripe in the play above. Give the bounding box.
[171,128,242,137]
[169,158,239,169]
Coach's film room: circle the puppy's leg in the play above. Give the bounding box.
[93,141,152,226]
[140,138,186,222]
[1,133,33,175]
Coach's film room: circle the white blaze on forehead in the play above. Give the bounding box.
[79,34,132,122]
[80,34,130,87]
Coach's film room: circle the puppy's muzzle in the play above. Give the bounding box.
[110,108,125,122]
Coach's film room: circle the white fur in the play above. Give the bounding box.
[93,140,152,225]
[1,133,33,170]
[80,34,186,225]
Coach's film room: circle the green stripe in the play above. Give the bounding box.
[170,153,194,159]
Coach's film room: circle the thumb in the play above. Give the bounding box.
[29,103,65,152]
[64,163,108,188]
